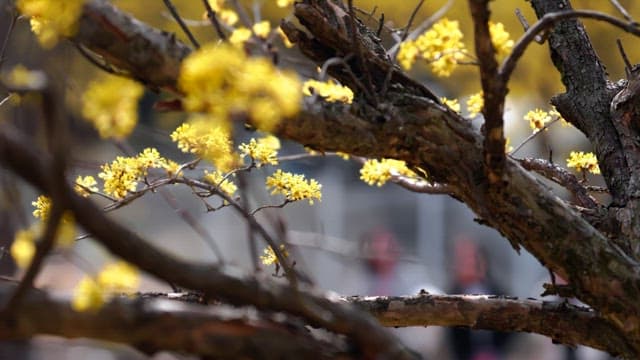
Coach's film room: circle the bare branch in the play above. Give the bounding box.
[347,294,633,357]
[161,0,200,48]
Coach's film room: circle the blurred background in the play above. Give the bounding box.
[1,0,637,359]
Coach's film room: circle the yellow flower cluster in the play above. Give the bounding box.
[17,0,85,48]
[360,158,416,187]
[239,135,281,166]
[179,43,301,132]
[567,151,600,175]
[489,22,514,59]
[82,75,144,139]
[524,108,561,132]
[170,116,236,171]
[397,18,466,76]
[302,79,354,103]
[265,169,322,204]
[260,244,288,266]
[74,175,98,198]
[98,148,171,199]
[466,92,484,118]
[440,97,461,113]
[72,261,140,312]
[276,0,295,7]
[203,170,237,197]
[11,198,76,268]
[32,195,51,220]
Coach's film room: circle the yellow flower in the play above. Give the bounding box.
[11,229,36,269]
[229,27,252,46]
[398,18,466,76]
[252,21,271,39]
[32,195,51,220]
[3,65,45,88]
[260,244,288,266]
[524,109,554,132]
[489,22,514,59]
[98,261,140,294]
[359,158,416,187]
[265,169,322,204]
[98,148,169,199]
[277,0,295,7]
[466,92,484,118]
[82,75,144,139]
[72,261,140,312]
[204,170,237,197]
[440,97,461,113]
[239,135,281,166]
[567,151,600,174]
[56,212,77,247]
[303,79,354,104]
[74,175,98,197]
[218,9,238,26]
[206,0,224,12]
[178,43,301,132]
[72,277,104,312]
[17,0,85,48]
[170,116,236,171]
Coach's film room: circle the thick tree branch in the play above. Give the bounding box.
[0,285,347,360]
[347,294,633,357]
[530,0,629,206]
[469,0,507,185]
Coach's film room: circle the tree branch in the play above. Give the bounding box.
[347,294,634,357]
[0,284,347,360]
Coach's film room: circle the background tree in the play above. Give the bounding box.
[1,0,640,358]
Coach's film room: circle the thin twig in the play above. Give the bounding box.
[250,200,290,216]
[509,117,560,156]
[162,0,200,49]
[229,0,253,28]
[401,0,425,42]
[387,0,453,57]
[609,0,636,24]
[0,11,19,69]
[202,0,227,40]
[74,43,117,75]
[500,10,640,86]
[616,39,633,78]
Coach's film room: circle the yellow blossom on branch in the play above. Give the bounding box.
[440,97,461,113]
[524,108,555,133]
[10,228,36,269]
[266,169,322,204]
[239,135,281,166]
[74,175,98,197]
[252,21,271,38]
[204,170,237,197]
[466,92,484,118]
[229,27,252,46]
[260,244,288,266]
[170,116,237,171]
[567,151,600,174]
[82,75,144,139]
[302,79,354,104]
[489,22,514,59]
[360,159,416,187]
[17,0,85,48]
[178,43,301,132]
[397,18,466,76]
[72,261,140,312]
[32,195,51,220]
[98,148,170,199]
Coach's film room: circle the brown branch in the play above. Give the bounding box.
[347,294,633,357]
[469,0,507,185]
[161,0,200,49]
[0,126,418,360]
[0,285,348,359]
[516,157,597,209]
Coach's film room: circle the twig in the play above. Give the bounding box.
[229,0,253,28]
[387,0,453,57]
[0,11,19,69]
[515,8,545,44]
[400,0,425,42]
[500,9,640,86]
[609,0,636,24]
[509,117,560,156]
[202,0,227,40]
[617,39,633,78]
[74,43,117,74]
[250,200,290,216]
[161,0,200,49]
